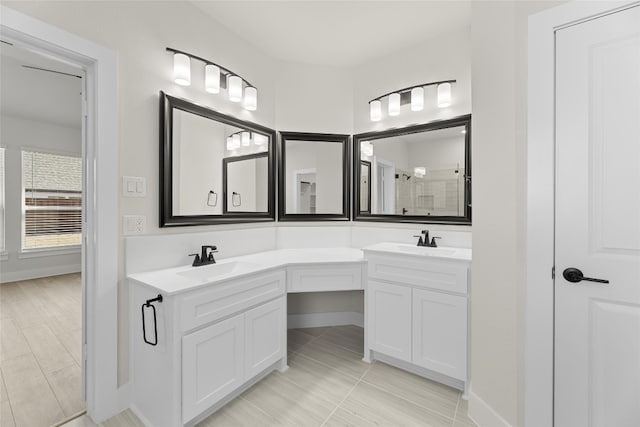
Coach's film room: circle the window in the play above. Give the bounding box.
[0,147,5,252]
[22,150,82,250]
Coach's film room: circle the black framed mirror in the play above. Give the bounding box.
[354,114,471,224]
[222,153,269,214]
[359,160,372,214]
[160,91,275,226]
[278,132,350,221]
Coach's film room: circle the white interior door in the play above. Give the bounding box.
[555,6,640,427]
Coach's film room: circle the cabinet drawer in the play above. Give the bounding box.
[287,265,363,292]
[367,256,468,295]
[180,270,286,332]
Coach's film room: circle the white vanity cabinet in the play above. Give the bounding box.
[130,269,286,427]
[363,247,471,395]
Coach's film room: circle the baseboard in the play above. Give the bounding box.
[287,311,364,328]
[0,263,81,283]
[468,386,513,427]
[371,351,464,392]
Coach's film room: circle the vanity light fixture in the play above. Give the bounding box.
[414,166,426,178]
[172,53,191,86]
[167,47,258,111]
[368,79,456,122]
[360,141,374,157]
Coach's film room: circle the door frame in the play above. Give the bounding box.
[0,6,121,422]
[526,1,639,426]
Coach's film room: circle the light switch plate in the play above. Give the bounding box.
[122,176,146,197]
[123,215,146,235]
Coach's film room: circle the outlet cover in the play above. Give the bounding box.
[123,215,146,235]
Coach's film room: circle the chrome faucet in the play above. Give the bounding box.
[189,245,218,267]
[413,230,441,247]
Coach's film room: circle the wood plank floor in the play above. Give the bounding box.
[1,273,84,427]
[64,325,477,427]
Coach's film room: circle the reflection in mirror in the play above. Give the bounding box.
[278,132,350,221]
[160,91,275,226]
[360,161,371,213]
[223,154,269,213]
[354,115,471,224]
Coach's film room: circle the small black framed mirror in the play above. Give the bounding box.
[354,114,471,224]
[359,160,372,214]
[278,132,351,221]
[222,153,269,214]
[160,91,276,226]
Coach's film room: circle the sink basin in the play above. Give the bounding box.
[388,244,457,257]
[178,261,259,282]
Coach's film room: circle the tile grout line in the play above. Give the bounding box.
[319,358,376,427]
[0,370,17,427]
[356,375,459,424]
[453,393,461,425]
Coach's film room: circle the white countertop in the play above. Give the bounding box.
[362,242,472,262]
[128,247,365,295]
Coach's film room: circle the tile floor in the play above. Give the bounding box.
[1,273,84,427]
[64,325,477,427]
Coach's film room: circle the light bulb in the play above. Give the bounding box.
[369,100,382,122]
[437,83,452,108]
[205,64,220,93]
[228,75,242,102]
[414,167,426,178]
[243,86,257,111]
[388,93,400,116]
[241,131,251,146]
[231,133,241,149]
[253,134,268,146]
[173,53,191,86]
[411,87,424,111]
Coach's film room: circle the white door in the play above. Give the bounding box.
[244,297,285,379]
[555,6,640,427]
[412,289,467,381]
[182,314,244,424]
[367,280,412,361]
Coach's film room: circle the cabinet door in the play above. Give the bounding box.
[244,297,286,379]
[367,280,412,362]
[412,289,467,380]
[182,314,244,423]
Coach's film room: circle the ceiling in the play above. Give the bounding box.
[0,42,83,128]
[192,1,472,67]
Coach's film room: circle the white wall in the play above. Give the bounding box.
[275,61,353,133]
[0,114,82,282]
[469,2,567,426]
[407,136,465,170]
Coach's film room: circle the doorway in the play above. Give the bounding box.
[1,6,119,423]
[527,2,640,426]
[553,5,640,426]
[0,37,86,427]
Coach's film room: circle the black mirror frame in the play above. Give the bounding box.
[359,160,372,214]
[159,91,276,227]
[278,131,351,221]
[353,114,472,225]
[222,152,269,214]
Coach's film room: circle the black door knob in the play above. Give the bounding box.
[562,267,609,284]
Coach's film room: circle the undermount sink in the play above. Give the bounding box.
[178,261,259,282]
[392,244,457,256]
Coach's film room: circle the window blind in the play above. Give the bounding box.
[22,150,82,250]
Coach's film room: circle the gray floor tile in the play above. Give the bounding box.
[362,361,460,418]
[340,381,454,427]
